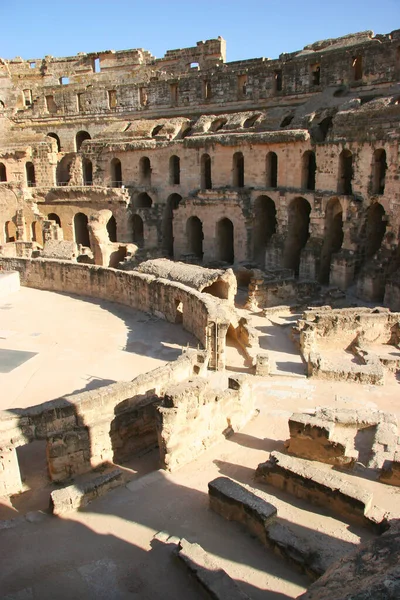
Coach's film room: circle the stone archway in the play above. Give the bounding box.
[319,198,344,284]
[216,218,234,264]
[283,197,311,276]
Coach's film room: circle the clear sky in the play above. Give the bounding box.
[1,0,399,62]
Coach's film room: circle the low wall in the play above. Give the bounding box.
[0,350,207,495]
[247,275,319,310]
[0,257,231,370]
[156,375,254,471]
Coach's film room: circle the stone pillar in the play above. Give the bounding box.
[330,252,357,290]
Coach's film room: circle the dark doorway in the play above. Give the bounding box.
[135,193,152,208]
[111,158,122,188]
[83,159,93,185]
[26,162,36,187]
[302,151,316,191]
[75,130,91,152]
[186,216,203,260]
[0,163,6,182]
[283,197,311,276]
[107,215,117,242]
[365,203,386,259]
[253,195,277,265]
[232,152,244,187]
[216,218,234,263]
[163,194,181,257]
[47,132,61,152]
[74,212,90,247]
[169,155,180,185]
[266,152,278,188]
[372,149,387,195]
[338,150,353,195]
[131,214,144,247]
[47,213,61,227]
[139,156,151,185]
[201,153,212,189]
[319,198,344,284]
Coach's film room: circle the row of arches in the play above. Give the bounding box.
[101,148,387,194]
[186,217,235,263]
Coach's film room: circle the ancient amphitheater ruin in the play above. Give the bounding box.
[0,28,400,599]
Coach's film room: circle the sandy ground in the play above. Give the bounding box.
[0,288,196,409]
[0,293,399,599]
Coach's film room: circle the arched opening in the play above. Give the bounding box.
[26,162,36,187]
[47,132,61,152]
[266,152,278,188]
[5,220,17,242]
[73,212,90,247]
[131,214,144,247]
[353,56,363,81]
[283,197,311,276]
[302,151,316,191]
[216,218,234,264]
[338,150,353,195]
[31,221,43,244]
[372,149,387,195]
[56,154,74,186]
[232,152,244,187]
[253,196,277,265]
[107,215,117,242]
[0,163,6,182]
[135,192,152,208]
[139,156,151,186]
[201,153,212,189]
[365,203,386,259]
[319,198,344,284]
[186,216,204,260]
[47,213,61,227]
[75,131,91,152]
[163,194,181,257]
[82,158,93,185]
[151,125,163,137]
[111,158,122,188]
[169,155,180,185]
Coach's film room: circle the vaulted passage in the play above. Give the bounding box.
[365,203,386,259]
[186,216,203,260]
[319,198,344,284]
[338,150,353,195]
[201,153,212,189]
[253,195,277,266]
[302,151,316,191]
[372,149,387,195]
[111,158,122,187]
[163,194,181,257]
[74,212,90,247]
[130,214,144,246]
[216,218,234,264]
[107,215,117,242]
[232,152,244,187]
[283,197,311,276]
[266,152,278,188]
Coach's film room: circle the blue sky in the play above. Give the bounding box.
[1,0,399,62]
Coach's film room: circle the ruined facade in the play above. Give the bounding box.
[1,29,400,306]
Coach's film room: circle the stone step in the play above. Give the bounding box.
[50,468,123,515]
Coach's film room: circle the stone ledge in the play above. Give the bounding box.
[176,538,251,600]
[208,476,329,579]
[255,451,388,533]
[379,453,400,487]
[50,469,123,515]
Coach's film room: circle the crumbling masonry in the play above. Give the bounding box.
[1,30,400,307]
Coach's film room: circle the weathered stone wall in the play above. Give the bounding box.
[0,349,206,495]
[0,256,231,369]
[156,376,254,471]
